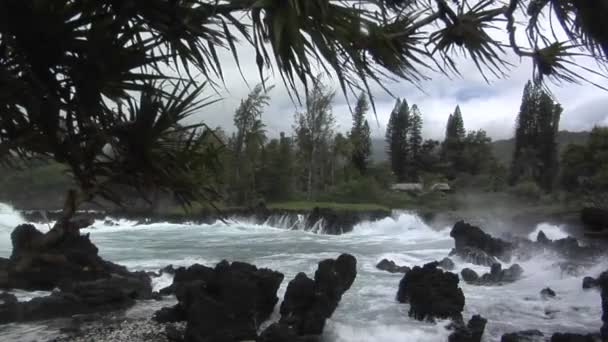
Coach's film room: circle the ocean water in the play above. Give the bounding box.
[0,203,605,341]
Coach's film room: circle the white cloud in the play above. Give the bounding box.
[187,12,608,142]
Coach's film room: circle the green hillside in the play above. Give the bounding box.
[491,130,589,166]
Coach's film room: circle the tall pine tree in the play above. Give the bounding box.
[408,104,423,180]
[510,81,562,191]
[386,99,410,182]
[350,93,372,175]
[441,105,466,172]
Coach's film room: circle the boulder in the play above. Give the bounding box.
[450,221,513,262]
[501,330,544,342]
[397,261,464,321]
[448,314,487,342]
[600,271,608,340]
[461,264,524,286]
[279,254,357,335]
[438,257,456,271]
[450,246,499,267]
[154,260,284,342]
[550,333,597,341]
[376,259,410,274]
[537,230,551,244]
[540,287,556,299]
[582,276,598,290]
[461,268,479,283]
[7,223,150,292]
[0,274,151,324]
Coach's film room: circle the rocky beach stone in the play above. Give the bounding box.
[438,257,456,271]
[448,314,487,342]
[460,264,523,286]
[376,259,410,273]
[154,260,284,342]
[258,254,357,341]
[397,261,464,321]
[541,287,556,299]
[450,221,513,262]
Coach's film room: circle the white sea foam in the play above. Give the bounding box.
[528,223,570,241]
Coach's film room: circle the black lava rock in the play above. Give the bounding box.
[397,261,464,321]
[376,259,410,274]
[540,287,556,299]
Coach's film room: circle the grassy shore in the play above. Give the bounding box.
[267,201,390,212]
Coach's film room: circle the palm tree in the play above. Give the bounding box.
[1,0,607,230]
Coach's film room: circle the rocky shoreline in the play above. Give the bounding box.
[2,214,608,341]
[21,204,392,235]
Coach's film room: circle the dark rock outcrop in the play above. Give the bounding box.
[550,332,598,341]
[448,315,487,342]
[169,261,284,342]
[540,287,556,299]
[537,230,551,244]
[397,261,464,321]
[600,271,608,340]
[461,268,479,283]
[258,254,357,341]
[376,259,410,274]
[501,330,544,342]
[278,254,357,335]
[461,264,523,286]
[7,223,151,292]
[153,305,187,324]
[450,221,513,262]
[450,246,500,267]
[0,273,152,324]
[583,276,598,290]
[438,257,455,271]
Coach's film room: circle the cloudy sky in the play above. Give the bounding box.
[190,17,608,142]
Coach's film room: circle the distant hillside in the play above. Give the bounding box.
[371,131,590,165]
[491,130,589,166]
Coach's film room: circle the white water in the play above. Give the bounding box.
[0,204,605,341]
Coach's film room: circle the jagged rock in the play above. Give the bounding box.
[450,246,500,267]
[583,276,598,290]
[550,332,598,341]
[153,305,186,323]
[154,260,284,342]
[450,221,513,262]
[448,315,487,342]
[461,268,479,283]
[600,271,608,340]
[501,330,544,342]
[160,264,176,275]
[7,223,150,292]
[438,257,456,271]
[541,287,556,299]
[0,274,152,324]
[462,264,523,286]
[279,254,357,335]
[537,230,551,244]
[397,261,464,321]
[376,259,410,274]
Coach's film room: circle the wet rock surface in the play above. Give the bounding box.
[260,254,357,340]
[376,259,410,274]
[460,263,524,286]
[397,261,464,321]
[448,314,487,342]
[450,221,513,263]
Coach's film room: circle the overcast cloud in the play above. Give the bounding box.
[189,21,608,142]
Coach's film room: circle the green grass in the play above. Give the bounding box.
[268,201,390,212]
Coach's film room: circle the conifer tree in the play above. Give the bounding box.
[386,99,410,182]
[350,93,372,175]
